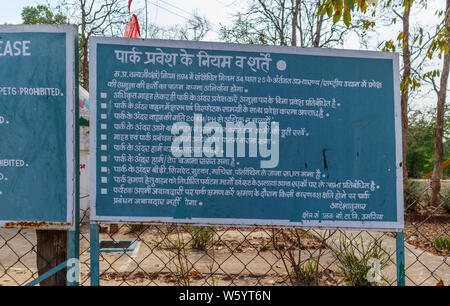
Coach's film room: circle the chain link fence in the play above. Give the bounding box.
[1,180,449,286]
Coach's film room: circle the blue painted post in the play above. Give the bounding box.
[26,261,69,287]
[67,229,79,286]
[396,232,405,286]
[90,224,100,286]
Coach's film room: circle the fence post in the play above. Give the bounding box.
[396,232,405,286]
[90,224,100,286]
[67,106,80,286]
[67,36,80,287]
[67,229,79,286]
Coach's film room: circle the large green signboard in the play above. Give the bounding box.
[0,25,77,229]
[90,37,403,231]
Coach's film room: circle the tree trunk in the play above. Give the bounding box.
[312,2,325,48]
[431,0,450,206]
[82,38,89,89]
[291,0,300,46]
[400,0,412,187]
[80,1,88,89]
[280,0,286,45]
[36,230,67,286]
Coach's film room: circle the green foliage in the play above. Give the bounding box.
[189,226,215,251]
[442,188,450,213]
[271,229,328,286]
[343,10,351,27]
[293,259,316,286]
[434,236,450,251]
[332,236,389,286]
[220,0,375,48]
[380,39,396,52]
[318,0,376,28]
[21,5,66,25]
[207,274,220,286]
[406,108,450,179]
[427,13,450,59]
[165,234,191,285]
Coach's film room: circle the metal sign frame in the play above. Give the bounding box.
[0,25,77,230]
[89,37,404,232]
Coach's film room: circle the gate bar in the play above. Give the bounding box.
[396,232,405,286]
[90,224,100,286]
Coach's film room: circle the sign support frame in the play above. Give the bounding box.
[89,37,404,232]
[0,25,78,230]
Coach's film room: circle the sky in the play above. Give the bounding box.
[0,0,443,44]
[1,1,443,42]
[0,0,446,110]
[0,0,243,37]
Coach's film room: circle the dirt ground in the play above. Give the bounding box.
[1,218,447,286]
[1,226,347,286]
[80,226,345,286]
[386,211,449,257]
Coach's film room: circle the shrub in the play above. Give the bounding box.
[332,236,389,286]
[435,236,450,251]
[189,226,215,251]
[441,188,450,213]
[404,180,425,212]
[166,235,191,285]
[270,229,328,286]
[293,259,316,286]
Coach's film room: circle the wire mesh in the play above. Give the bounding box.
[1,180,449,286]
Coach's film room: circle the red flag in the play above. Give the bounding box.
[128,0,133,12]
[124,14,140,38]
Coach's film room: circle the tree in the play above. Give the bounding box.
[52,1,211,88]
[321,0,450,208]
[407,108,450,179]
[177,14,211,41]
[379,0,416,187]
[426,0,450,206]
[21,5,67,25]
[145,12,211,41]
[219,0,375,48]
[320,0,448,189]
[56,0,130,89]
[322,0,410,187]
[400,0,413,186]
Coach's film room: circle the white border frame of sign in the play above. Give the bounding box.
[0,25,77,230]
[89,37,404,232]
